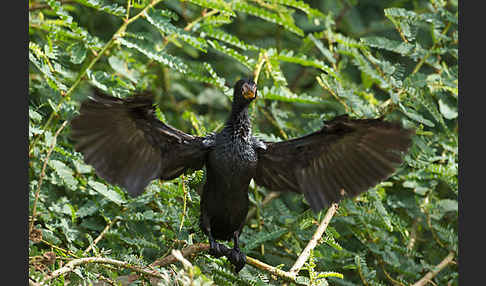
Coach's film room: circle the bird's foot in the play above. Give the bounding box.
[228,248,246,273]
[209,241,229,258]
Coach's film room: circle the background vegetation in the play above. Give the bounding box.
[29,0,458,285]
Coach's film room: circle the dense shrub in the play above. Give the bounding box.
[29,0,458,285]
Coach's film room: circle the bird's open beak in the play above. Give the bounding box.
[243,83,257,100]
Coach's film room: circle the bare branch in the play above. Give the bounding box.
[246,256,297,282]
[123,242,308,285]
[40,256,164,284]
[122,204,338,284]
[290,203,339,274]
[151,243,210,267]
[412,251,455,286]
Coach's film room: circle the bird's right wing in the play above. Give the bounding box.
[254,115,413,212]
[70,90,215,196]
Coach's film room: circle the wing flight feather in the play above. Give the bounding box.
[254,115,413,212]
[70,90,214,196]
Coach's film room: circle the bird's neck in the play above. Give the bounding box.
[226,104,252,140]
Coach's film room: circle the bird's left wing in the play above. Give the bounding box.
[70,90,215,196]
[254,115,413,212]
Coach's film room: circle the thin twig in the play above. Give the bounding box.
[161,9,219,48]
[40,256,164,284]
[29,120,68,235]
[151,243,210,267]
[184,9,219,32]
[83,218,120,255]
[315,76,355,115]
[41,239,80,258]
[260,108,288,140]
[379,259,407,286]
[412,251,455,286]
[96,273,118,286]
[125,0,131,20]
[246,256,298,282]
[289,203,339,274]
[253,52,267,84]
[411,22,452,75]
[179,176,187,232]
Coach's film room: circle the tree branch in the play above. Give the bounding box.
[122,242,307,285]
[246,256,298,282]
[412,251,455,286]
[151,243,210,267]
[40,256,165,284]
[290,203,339,274]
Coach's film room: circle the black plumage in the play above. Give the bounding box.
[70,79,413,272]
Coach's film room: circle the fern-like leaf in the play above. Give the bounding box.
[270,0,326,19]
[201,26,259,51]
[184,0,235,16]
[144,9,208,52]
[232,1,304,36]
[117,37,188,74]
[207,39,254,70]
[261,86,324,104]
[74,0,126,16]
[242,228,287,252]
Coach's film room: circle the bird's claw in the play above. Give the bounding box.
[228,248,246,273]
[209,241,228,258]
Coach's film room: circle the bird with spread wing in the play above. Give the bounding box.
[70,79,413,272]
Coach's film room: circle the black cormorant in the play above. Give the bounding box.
[70,79,413,272]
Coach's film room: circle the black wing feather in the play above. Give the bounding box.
[254,115,413,212]
[70,90,214,196]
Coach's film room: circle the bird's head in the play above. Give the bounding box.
[233,79,257,107]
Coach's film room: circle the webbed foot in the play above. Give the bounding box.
[209,240,229,258]
[228,248,246,273]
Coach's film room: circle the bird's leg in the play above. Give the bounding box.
[200,212,229,258]
[208,232,229,258]
[228,230,246,273]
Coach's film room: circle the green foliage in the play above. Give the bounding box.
[29,0,457,285]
